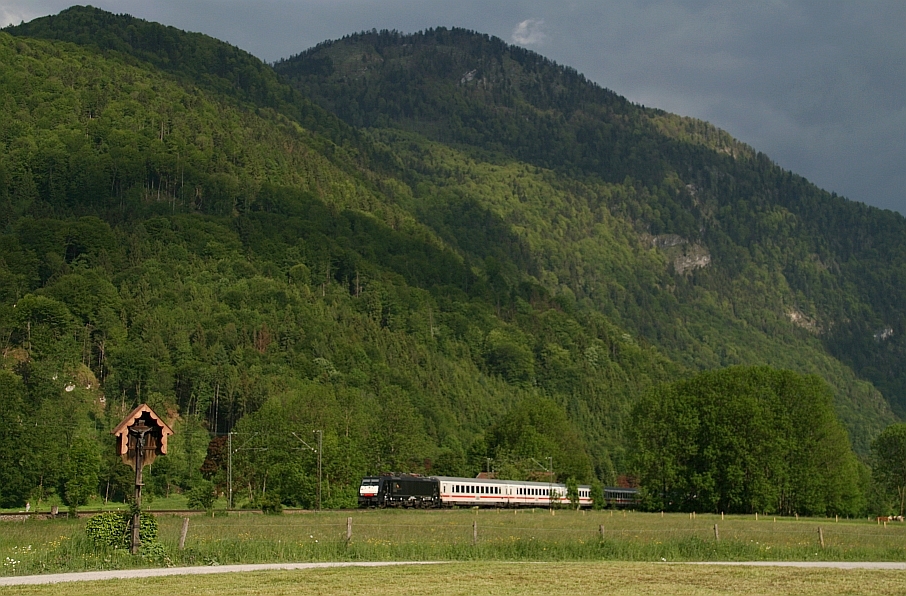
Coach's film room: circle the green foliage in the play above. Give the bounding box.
[85,510,159,549]
[85,511,130,548]
[64,437,100,514]
[258,493,284,515]
[486,396,594,483]
[566,477,580,509]
[629,367,865,516]
[870,424,906,516]
[186,480,216,511]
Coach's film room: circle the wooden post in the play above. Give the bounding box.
[346,517,353,544]
[130,424,148,555]
[713,524,719,542]
[599,524,605,540]
[755,512,758,521]
[818,527,825,549]
[721,512,724,520]
[179,517,189,550]
[472,520,478,545]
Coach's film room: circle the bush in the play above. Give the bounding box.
[258,493,283,515]
[85,510,159,548]
[186,480,217,511]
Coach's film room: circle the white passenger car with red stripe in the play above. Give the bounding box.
[434,476,593,508]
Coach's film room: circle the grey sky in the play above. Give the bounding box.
[3,1,903,215]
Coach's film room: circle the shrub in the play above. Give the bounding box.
[85,510,159,548]
[186,480,217,511]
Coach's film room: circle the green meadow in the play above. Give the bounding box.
[3,509,906,577]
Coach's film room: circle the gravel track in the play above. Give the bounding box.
[3,560,904,586]
[0,561,447,586]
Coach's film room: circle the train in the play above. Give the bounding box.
[359,474,618,509]
[603,486,639,508]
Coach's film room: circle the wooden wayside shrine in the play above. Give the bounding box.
[112,404,174,554]
[113,404,174,468]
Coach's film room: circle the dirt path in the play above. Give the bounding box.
[3,560,904,586]
[0,561,447,586]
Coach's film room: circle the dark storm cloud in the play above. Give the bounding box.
[4,1,903,214]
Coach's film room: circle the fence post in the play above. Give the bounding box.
[179,517,190,550]
[473,520,478,545]
[818,527,825,549]
[713,524,719,542]
[599,524,605,540]
[346,517,352,544]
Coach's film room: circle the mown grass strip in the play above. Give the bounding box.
[3,562,906,596]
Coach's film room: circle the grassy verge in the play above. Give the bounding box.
[3,562,906,596]
[2,509,905,576]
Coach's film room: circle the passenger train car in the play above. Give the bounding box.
[603,486,639,508]
[358,474,593,508]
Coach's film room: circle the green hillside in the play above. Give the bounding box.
[0,8,903,512]
[277,29,904,439]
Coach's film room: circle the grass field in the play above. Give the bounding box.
[3,562,906,596]
[2,508,906,577]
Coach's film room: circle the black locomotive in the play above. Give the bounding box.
[358,474,441,508]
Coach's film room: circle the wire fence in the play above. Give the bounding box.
[156,510,906,552]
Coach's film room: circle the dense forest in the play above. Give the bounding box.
[1,7,904,514]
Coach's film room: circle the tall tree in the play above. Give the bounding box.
[629,367,864,516]
[871,424,906,516]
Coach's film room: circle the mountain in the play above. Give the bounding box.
[276,29,906,438]
[0,8,903,509]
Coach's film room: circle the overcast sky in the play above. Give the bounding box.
[3,1,903,215]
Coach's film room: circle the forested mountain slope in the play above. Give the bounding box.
[276,28,906,426]
[0,8,902,510]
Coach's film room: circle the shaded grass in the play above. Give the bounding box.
[3,562,906,596]
[2,509,906,576]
